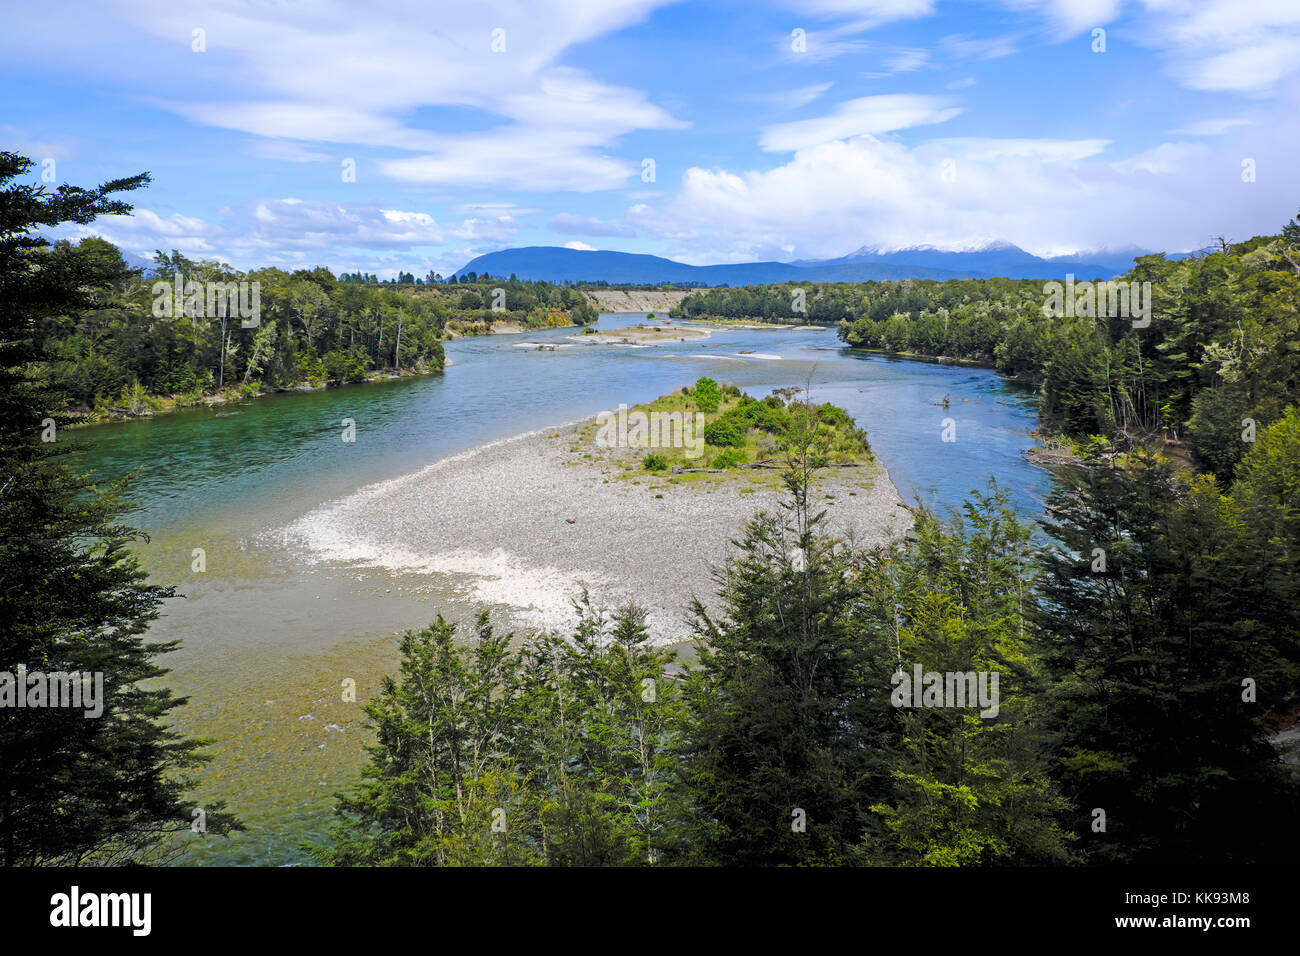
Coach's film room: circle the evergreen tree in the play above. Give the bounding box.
[675,401,898,864]
[1036,446,1300,864]
[860,491,1070,866]
[0,151,237,865]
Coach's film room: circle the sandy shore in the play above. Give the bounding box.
[281,419,912,645]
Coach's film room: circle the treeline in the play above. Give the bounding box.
[673,215,1300,483]
[840,227,1300,485]
[319,409,1300,866]
[34,240,598,416]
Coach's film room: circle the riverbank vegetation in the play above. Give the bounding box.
[30,237,597,422]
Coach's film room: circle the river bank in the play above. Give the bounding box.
[67,362,447,425]
[282,414,912,645]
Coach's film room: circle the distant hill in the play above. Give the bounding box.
[796,240,1138,279]
[455,242,1151,286]
[455,247,983,285]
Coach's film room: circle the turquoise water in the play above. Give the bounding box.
[70,314,1051,865]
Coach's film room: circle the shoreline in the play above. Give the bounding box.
[66,364,447,427]
[282,413,913,645]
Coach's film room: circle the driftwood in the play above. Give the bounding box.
[740,458,865,470]
[669,459,866,474]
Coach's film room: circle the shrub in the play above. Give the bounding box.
[817,403,853,429]
[703,419,745,447]
[694,376,721,413]
[643,452,668,471]
[733,397,789,433]
[712,447,747,469]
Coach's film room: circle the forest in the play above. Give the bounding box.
[31,239,598,420]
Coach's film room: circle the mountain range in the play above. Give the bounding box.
[454,241,1163,285]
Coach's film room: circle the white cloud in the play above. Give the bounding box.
[1004,1,1300,95]
[547,213,637,237]
[939,32,1023,60]
[563,240,597,250]
[445,216,519,242]
[0,126,88,162]
[887,49,930,72]
[1001,0,1124,38]
[760,95,962,152]
[1169,116,1254,137]
[927,137,1110,161]
[632,108,1299,261]
[754,83,835,110]
[1110,141,1208,175]
[248,140,332,163]
[784,0,934,17]
[2,0,687,192]
[52,199,518,270]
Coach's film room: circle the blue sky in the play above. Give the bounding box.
[3,0,1298,278]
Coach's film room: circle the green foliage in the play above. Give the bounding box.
[317,602,683,866]
[710,447,746,469]
[318,436,1300,866]
[0,151,239,865]
[642,452,668,470]
[702,418,744,447]
[29,242,592,411]
[693,375,720,413]
[859,490,1070,866]
[1036,444,1300,864]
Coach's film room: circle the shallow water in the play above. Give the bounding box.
[70,314,1052,865]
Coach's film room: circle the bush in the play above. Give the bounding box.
[694,376,721,413]
[712,448,747,469]
[643,452,668,471]
[703,419,745,447]
[732,397,789,433]
[817,403,854,429]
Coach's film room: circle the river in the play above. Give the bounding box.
[70,313,1052,865]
